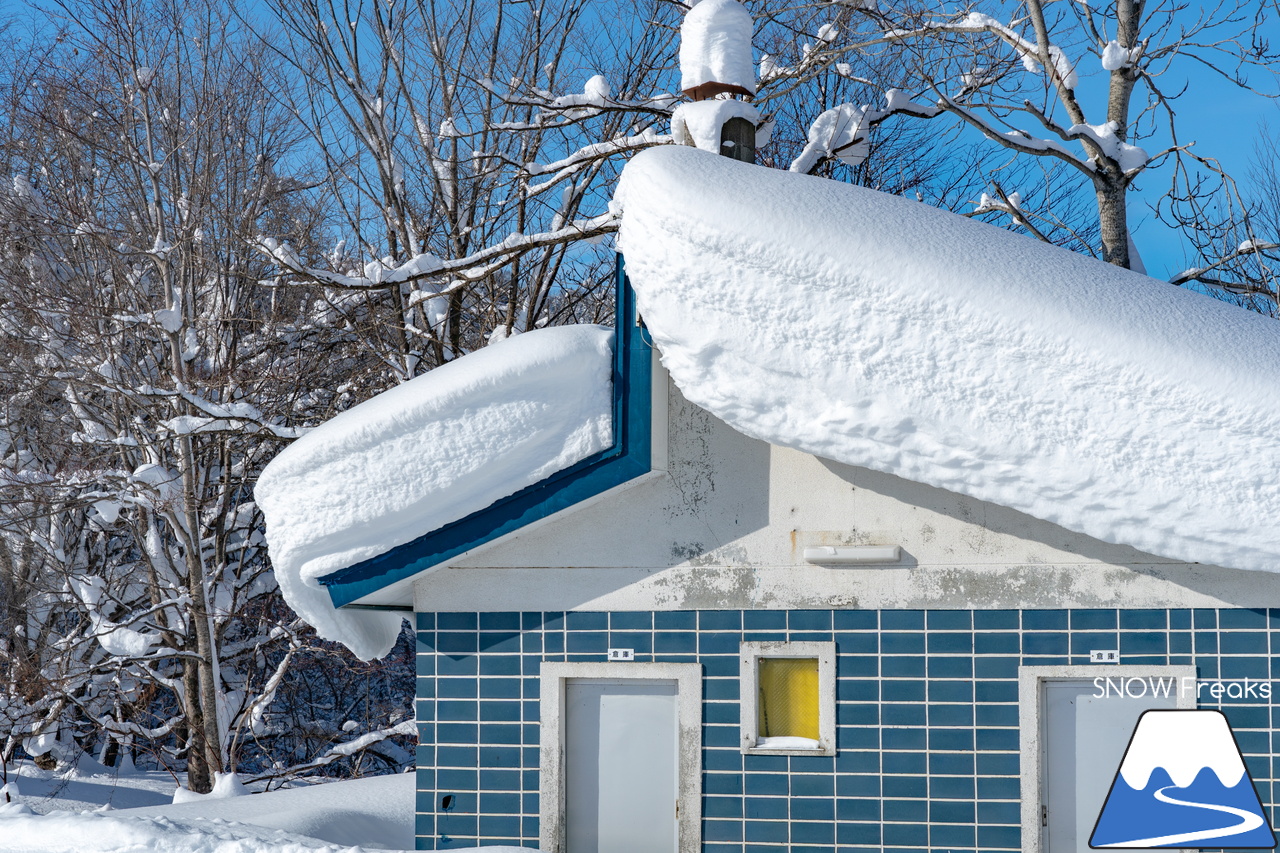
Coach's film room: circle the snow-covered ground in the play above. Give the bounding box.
[0,761,534,853]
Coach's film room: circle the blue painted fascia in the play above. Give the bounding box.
[319,256,652,608]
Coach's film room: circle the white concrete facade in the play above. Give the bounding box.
[416,373,1280,613]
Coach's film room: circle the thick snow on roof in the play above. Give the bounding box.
[256,326,614,659]
[680,0,755,95]
[615,146,1280,574]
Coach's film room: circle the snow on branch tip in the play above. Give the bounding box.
[789,90,940,174]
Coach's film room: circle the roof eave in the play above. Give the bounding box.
[318,255,654,609]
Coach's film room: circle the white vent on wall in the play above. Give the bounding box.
[802,545,902,565]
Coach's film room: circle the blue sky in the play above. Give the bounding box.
[1116,66,1279,280]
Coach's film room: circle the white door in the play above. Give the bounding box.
[565,678,678,853]
[1043,679,1177,853]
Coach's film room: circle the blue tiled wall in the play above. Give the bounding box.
[414,608,1280,852]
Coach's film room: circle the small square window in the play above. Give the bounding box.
[740,641,836,755]
[758,657,819,738]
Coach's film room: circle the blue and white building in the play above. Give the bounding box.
[257,146,1280,853]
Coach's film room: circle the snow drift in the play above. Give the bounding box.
[119,772,414,850]
[0,771,537,852]
[614,145,1280,574]
[256,326,615,659]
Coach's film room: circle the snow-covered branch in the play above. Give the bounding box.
[1170,241,1280,287]
[789,89,940,174]
[255,213,619,293]
[483,75,681,124]
[525,128,672,196]
[935,94,1086,171]
[241,719,416,784]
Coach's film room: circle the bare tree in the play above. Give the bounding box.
[0,0,412,791]
[253,0,631,376]
[750,0,1280,273]
[1161,120,1280,313]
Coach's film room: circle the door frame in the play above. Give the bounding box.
[1018,664,1196,853]
[539,661,702,853]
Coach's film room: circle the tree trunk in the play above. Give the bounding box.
[101,738,119,768]
[186,554,224,784]
[1108,0,1143,137]
[179,432,224,789]
[447,291,464,357]
[182,663,212,793]
[1096,179,1132,269]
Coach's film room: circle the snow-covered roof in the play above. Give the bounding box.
[255,326,614,659]
[680,0,755,97]
[615,145,1280,575]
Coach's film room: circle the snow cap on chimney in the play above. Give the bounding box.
[680,0,755,101]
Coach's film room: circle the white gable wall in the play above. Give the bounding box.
[415,374,1280,612]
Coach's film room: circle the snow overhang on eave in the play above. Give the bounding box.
[318,257,656,609]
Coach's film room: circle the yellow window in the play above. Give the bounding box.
[757,657,820,740]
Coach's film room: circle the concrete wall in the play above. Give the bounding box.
[417,376,1280,612]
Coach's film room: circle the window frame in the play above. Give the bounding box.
[739,640,837,755]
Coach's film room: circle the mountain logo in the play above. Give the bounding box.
[1090,709,1276,849]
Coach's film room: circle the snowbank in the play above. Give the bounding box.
[0,771,540,853]
[121,772,413,849]
[257,326,615,659]
[2,757,174,814]
[171,772,249,803]
[615,146,1280,573]
[0,809,346,853]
